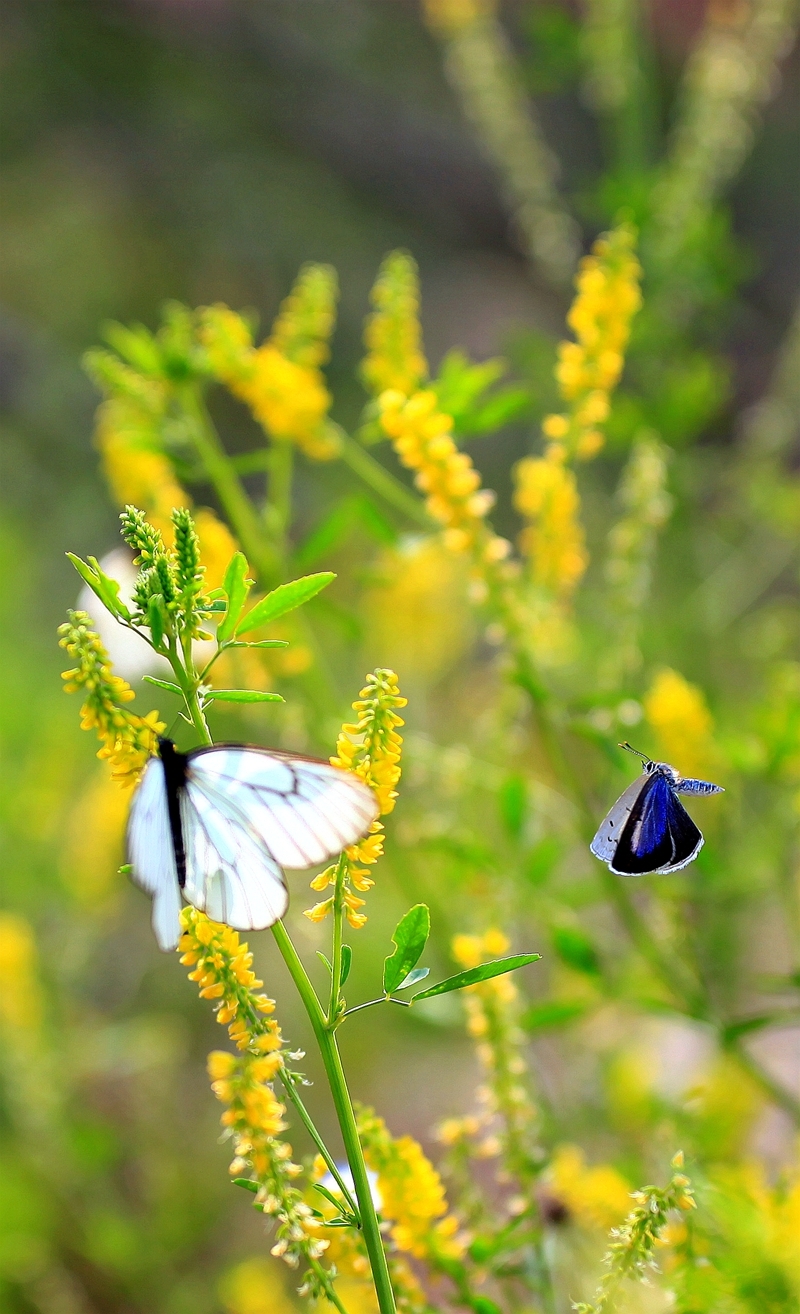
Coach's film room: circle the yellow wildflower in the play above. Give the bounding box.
[179,907,280,1053]
[207,1048,330,1275]
[547,1144,632,1231]
[358,1107,464,1262]
[363,537,474,684]
[306,670,407,927]
[451,930,541,1186]
[219,1258,297,1314]
[58,611,164,787]
[199,293,339,461]
[378,389,510,564]
[512,226,641,652]
[0,914,43,1035]
[644,667,719,779]
[513,446,587,599]
[61,768,129,905]
[422,0,494,35]
[548,222,642,462]
[361,250,429,398]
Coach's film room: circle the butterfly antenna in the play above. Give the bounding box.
[619,742,651,763]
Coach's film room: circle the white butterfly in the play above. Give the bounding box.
[126,738,379,950]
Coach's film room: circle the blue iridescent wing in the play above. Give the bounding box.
[675,778,724,796]
[610,774,703,876]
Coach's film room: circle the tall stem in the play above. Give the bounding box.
[329,855,347,1023]
[271,920,397,1314]
[179,383,283,587]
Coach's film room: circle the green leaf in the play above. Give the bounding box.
[230,639,290,649]
[383,904,430,995]
[412,953,541,1003]
[521,1000,588,1031]
[66,552,131,621]
[205,689,284,703]
[499,772,527,838]
[118,864,132,876]
[143,676,182,695]
[340,945,353,987]
[551,925,601,976]
[396,967,429,991]
[236,572,336,636]
[217,551,252,643]
[317,951,333,976]
[232,1178,259,1193]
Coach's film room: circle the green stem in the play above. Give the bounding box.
[178,383,283,587]
[329,856,348,1024]
[271,920,397,1314]
[338,433,433,527]
[263,440,294,556]
[278,1070,360,1220]
[727,1034,800,1124]
[308,1256,351,1314]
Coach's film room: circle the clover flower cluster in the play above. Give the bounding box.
[199,267,340,462]
[179,907,280,1051]
[361,250,429,397]
[546,1145,633,1232]
[358,1106,464,1263]
[573,1152,696,1314]
[379,389,512,566]
[58,611,164,787]
[549,223,642,461]
[181,910,336,1297]
[305,669,406,929]
[513,224,641,613]
[449,931,542,1190]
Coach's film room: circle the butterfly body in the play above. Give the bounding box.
[590,745,723,877]
[127,738,378,950]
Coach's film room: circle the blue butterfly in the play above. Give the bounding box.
[590,743,723,876]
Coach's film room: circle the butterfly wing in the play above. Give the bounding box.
[180,778,289,931]
[590,776,649,864]
[126,757,183,951]
[610,774,703,875]
[185,747,379,870]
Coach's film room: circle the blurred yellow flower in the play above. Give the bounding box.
[548,1144,632,1231]
[0,914,43,1035]
[644,667,719,778]
[359,1107,464,1261]
[61,768,128,905]
[513,446,588,599]
[200,297,339,461]
[361,250,428,398]
[58,611,165,787]
[219,1258,296,1314]
[363,537,473,684]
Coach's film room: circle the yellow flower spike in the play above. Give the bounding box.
[358,1108,464,1265]
[58,612,164,788]
[306,670,407,926]
[361,251,429,398]
[547,1145,633,1231]
[200,297,339,461]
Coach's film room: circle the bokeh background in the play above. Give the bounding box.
[2,2,800,1312]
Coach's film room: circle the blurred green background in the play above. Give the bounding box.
[2,2,800,1312]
